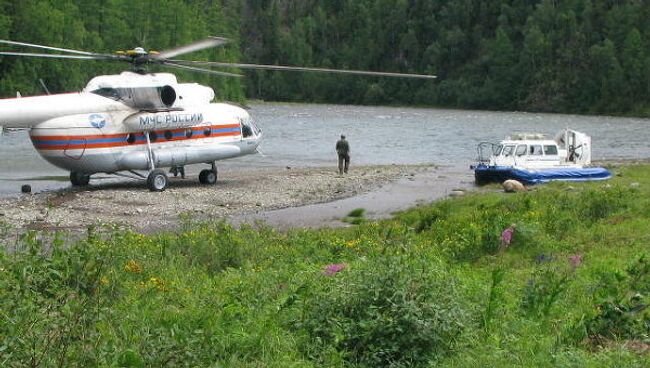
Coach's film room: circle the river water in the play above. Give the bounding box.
[1,103,649,195]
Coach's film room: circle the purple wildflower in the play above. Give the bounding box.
[323,263,347,276]
[569,254,583,270]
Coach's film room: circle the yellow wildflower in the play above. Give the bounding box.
[124,259,143,273]
[147,277,168,292]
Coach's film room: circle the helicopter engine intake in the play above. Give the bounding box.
[117,85,177,110]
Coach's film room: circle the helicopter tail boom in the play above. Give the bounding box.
[0,93,126,128]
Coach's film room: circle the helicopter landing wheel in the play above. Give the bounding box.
[70,172,90,186]
[147,169,169,192]
[199,169,217,185]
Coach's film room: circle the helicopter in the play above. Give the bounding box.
[0,37,436,191]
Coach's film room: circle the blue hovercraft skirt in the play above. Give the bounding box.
[473,164,612,185]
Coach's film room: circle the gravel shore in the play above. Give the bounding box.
[0,164,432,234]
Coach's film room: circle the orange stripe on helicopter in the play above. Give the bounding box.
[31,123,242,150]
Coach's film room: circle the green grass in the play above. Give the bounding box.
[342,208,366,225]
[1,165,650,367]
[347,208,366,218]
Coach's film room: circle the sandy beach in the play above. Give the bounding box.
[0,164,456,235]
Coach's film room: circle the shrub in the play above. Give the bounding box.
[347,208,366,218]
[576,185,632,224]
[482,268,506,334]
[408,207,444,233]
[520,266,571,317]
[173,223,246,274]
[0,233,112,366]
[296,256,468,367]
[585,256,650,342]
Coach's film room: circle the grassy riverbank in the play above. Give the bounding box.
[1,165,649,367]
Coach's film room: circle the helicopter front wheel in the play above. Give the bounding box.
[70,172,90,186]
[147,169,169,192]
[198,169,217,185]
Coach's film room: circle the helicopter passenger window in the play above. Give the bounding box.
[204,128,212,136]
[515,144,527,156]
[164,130,173,140]
[149,131,158,142]
[185,129,193,138]
[544,145,558,155]
[126,133,136,144]
[502,145,515,157]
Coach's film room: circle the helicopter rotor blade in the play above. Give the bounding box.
[162,62,242,78]
[168,60,437,79]
[155,37,229,60]
[0,39,113,57]
[0,51,118,60]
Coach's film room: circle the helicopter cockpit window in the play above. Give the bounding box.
[242,123,253,138]
[241,118,260,138]
[251,119,261,134]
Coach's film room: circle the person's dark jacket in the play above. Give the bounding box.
[336,139,350,156]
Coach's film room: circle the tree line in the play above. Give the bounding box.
[0,0,245,102]
[1,0,649,116]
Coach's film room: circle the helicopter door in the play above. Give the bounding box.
[64,137,86,160]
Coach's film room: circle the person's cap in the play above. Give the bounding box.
[341,134,346,139]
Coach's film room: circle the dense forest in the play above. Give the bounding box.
[0,0,246,102]
[1,0,649,115]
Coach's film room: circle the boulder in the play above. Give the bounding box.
[449,190,465,197]
[503,179,526,193]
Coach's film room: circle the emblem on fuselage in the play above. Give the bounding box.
[89,114,106,129]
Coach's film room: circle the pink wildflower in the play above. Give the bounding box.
[569,254,583,270]
[500,225,516,249]
[323,263,347,276]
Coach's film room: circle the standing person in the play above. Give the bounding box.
[336,134,350,175]
[169,165,186,179]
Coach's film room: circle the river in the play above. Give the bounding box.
[1,103,649,195]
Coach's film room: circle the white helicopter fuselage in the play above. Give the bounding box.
[0,72,262,187]
[29,104,260,173]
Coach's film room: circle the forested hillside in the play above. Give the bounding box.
[240,0,650,115]
[0,0,245,102]
[1,0,649,116]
